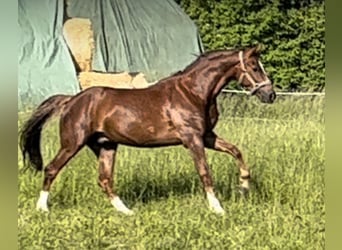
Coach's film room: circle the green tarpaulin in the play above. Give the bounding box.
[18,0,80,110]
[18,0,204,109]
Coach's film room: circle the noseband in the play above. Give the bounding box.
[238,51,272,95]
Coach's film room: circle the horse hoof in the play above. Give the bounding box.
[111,197,134,216]
[239,187,249,197]
[122,209,134,216]
[36,205,49,212]
[207,192,225,215]
[211,207,225,215]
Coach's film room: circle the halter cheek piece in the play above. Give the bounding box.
[238,51,272,95]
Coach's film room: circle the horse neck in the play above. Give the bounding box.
[184,54,239,103]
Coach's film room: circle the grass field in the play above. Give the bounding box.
[18,94,325,249]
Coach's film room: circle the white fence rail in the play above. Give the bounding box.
[221,89,325,96]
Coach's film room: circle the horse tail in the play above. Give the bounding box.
[19,94,72,171]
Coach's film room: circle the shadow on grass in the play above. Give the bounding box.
[117,171,254,205]
[20,158,272,211]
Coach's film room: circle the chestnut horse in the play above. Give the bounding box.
[20,45,276,215]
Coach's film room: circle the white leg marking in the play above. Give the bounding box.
[207,192,225,215]
[111,197,134,215]
[36,191,49,212]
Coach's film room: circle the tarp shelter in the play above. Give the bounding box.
[18,0,80,110]
[18,0,204,110]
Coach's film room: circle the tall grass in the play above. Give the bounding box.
[18,94,324,249]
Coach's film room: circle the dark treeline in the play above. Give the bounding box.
[175,0,325,92]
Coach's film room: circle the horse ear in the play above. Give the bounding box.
[255,44,263,54]
[245,44,263,58]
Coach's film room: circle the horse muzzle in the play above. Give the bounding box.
[257,88,276,103]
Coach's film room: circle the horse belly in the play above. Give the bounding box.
[110,125,181,147]
[102,113,181,147]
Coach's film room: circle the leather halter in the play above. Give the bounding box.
[238,51,271,95]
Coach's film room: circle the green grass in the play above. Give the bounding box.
[18,95,325,249]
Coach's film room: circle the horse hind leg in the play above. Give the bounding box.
[36,144,83,212]
[36,122,86,212]
[88,139,133,215]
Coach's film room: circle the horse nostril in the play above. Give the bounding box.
[269,92,276,102]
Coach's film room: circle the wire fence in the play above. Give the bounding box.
[148,80,325,97]
[221,89,325,96]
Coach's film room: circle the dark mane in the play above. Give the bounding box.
[170,47,242,77]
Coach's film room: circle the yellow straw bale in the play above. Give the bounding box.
[79,71,150,90]
[63,18,94,72]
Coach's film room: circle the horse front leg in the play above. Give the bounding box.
[204,132,250,195]
[182,134,225,215]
